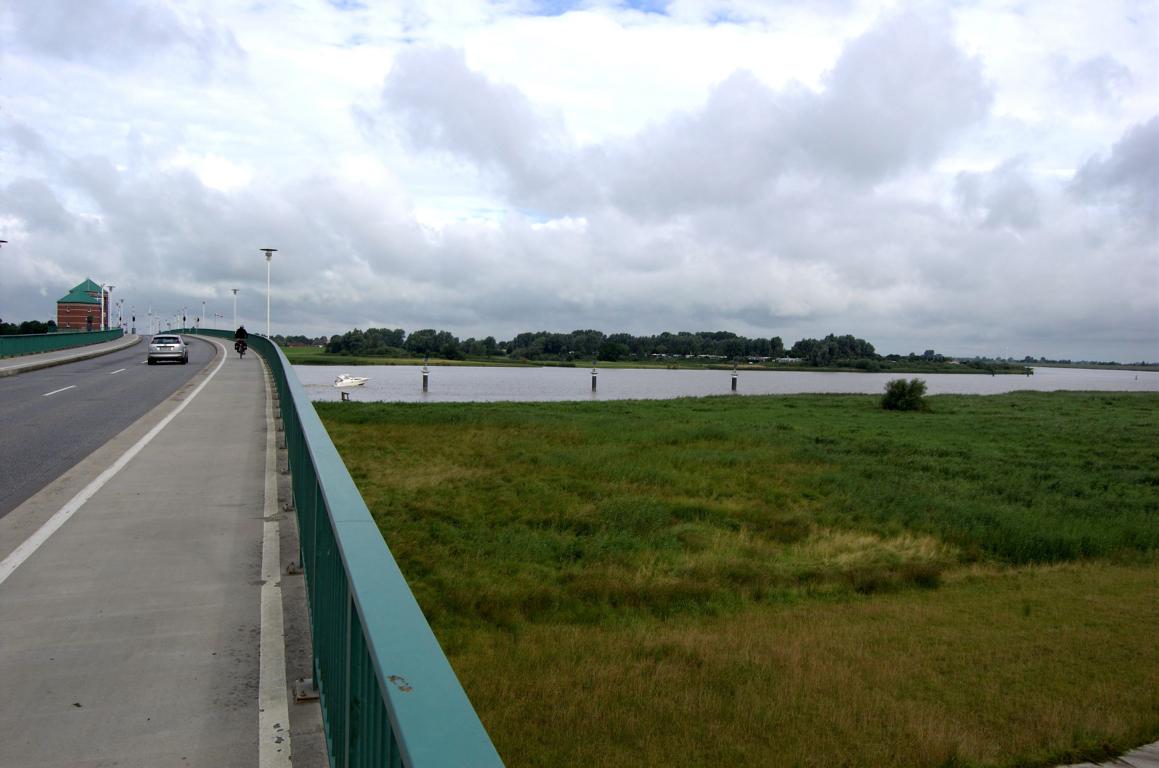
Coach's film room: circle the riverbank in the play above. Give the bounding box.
[317,391,1159,767]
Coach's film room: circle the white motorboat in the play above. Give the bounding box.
[334,373,369,388]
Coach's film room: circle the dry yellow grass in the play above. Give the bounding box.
[449,562,1159,767]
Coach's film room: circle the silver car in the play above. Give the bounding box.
[148,334,188,365]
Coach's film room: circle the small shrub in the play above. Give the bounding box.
[881,378,929,411]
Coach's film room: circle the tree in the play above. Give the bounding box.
[404,329,440,356]
[881,378,929,411]
[598,341,630,361]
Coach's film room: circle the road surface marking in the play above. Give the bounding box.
[109,368,126,375]
[0,339,226,588]
[42,386,76,397]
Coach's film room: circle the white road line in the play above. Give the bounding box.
[0,339,227,588]
[42,385,76,397]
[109,368,127,375]
[258,356,293,768]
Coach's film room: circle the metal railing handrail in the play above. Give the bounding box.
[196,330,503,767]
[0,328,123,358]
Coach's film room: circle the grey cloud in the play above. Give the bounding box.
[1053,54,1134,109]
[800,9,992,180]
[954,158,1041,231]
[1,120,51,160]
[6,0,242,71]
[0,179,74,233]
[381,47,572,198]
[379,8,991,220]
[1070,115,1159,230]
[603,71,797,218]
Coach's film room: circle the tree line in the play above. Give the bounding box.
[323,327,908,366]
[1,319,57,335]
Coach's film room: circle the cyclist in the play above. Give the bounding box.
[234,325,249,357]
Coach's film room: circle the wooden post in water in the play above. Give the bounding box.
[731,364,738,392]
[422,356,429,392]
[591,361,598,392]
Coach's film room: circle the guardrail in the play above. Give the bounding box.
[0,329,123,358]
[195,330,503,768]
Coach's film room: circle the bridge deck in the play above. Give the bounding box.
[0,340,304,767]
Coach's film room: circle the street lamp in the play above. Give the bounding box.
[261,248,277,337]
[100,284,115,331]
[231,288,239,330]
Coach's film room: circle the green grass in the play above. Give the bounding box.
[316,392,1159,766]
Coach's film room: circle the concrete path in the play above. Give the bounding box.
[0,334,143,377]
[0,337,296,767]
[1061,743,1159,768]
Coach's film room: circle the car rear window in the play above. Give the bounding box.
[153,337,180,343]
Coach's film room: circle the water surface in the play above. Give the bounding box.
[294,365,1159,403]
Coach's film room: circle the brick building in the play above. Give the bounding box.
[57,278,107,331]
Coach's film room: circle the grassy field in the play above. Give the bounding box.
[316,391,1159,767]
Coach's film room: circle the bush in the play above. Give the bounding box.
[881,378,928,411]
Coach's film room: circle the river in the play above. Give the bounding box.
[293,364,1159,403]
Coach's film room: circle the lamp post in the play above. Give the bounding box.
[231,288,239,330]
[100,284,114,331]
[260,248,277,337]
[201,300,206,330]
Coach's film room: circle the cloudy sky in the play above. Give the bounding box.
[1,0,1156,360]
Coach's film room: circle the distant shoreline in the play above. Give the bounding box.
[283,349,1044,375]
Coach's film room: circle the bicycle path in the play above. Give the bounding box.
[0,337,295,767]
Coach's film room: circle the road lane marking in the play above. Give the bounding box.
[42,386,76,397]
[109,368,126,375]
[0,339,227,588]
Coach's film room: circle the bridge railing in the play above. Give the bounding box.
[0,329,123,358]
[197,331,504,768]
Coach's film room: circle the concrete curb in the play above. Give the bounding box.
[0,335,142,377]
[1059,741,1159,768]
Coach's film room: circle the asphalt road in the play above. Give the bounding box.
[0,337,215,518]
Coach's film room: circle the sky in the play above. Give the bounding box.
[1,0,1156,361]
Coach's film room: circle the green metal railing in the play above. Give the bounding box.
[0,329,123,358]
[197,330,503,768]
